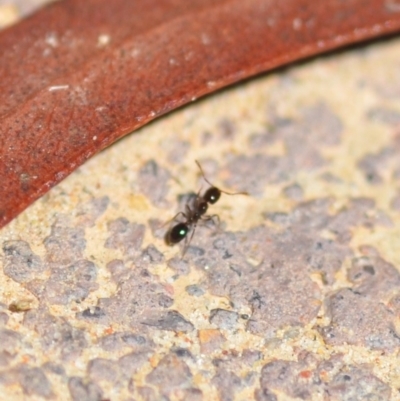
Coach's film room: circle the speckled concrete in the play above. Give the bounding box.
[2,3,400,401]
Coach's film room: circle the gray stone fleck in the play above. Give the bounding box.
[148,218,167,240]
[264,212,290,225]
[357,143,399,185]
[165,139,190,165]
[218,118,236,139]
[23,309,87,361]
[88,358,119,383]
[388,293,400,315]
[186,284,205,297]
[320,288,400,351]
[212,349,262,374]
[282,183,304,201]
[0,351,14,367]
[235,261,321,337]
[319,172,342,183]
[327,365,391,400]
[181,388,203,401]
[305,238,350,285]
[0,312,9,326]
[76,196,110,227]
[138,386,168,401]
[120,332,149,348]
[209,309,239,330]
[137,160,170,207]
[227,104,343,194]
[348,255,400,298]
[119,351,151,378]
[255,388,278,401]
[367,107,400,125]
[328,198,383,240]
[44,218,86,264]
[248,128,278,149]
[106,259,128,282]
[141,244,164,264]
[3,240,44,283]
[212,368,242,401]
[127,378,135,394]
[157,293,173,308]
[241,349,263,366]
[79,306,106,320]
[258,351,342,399]
[86,263,178,330]
[259,359,311,399]
[98,331,151,352]
[300,102,343,146]
[43,259,98,304]
[391,192,400,211]
[105,218,145,256]
[226,154,290,195]
[0,329,21,353]
[171,347,193,359]
[167,257,190,275]
[68,376,103,401]
[14,365,53,398]
[42,362,66,376]
[146,353,192,396]
[186,245,205,257]
[141,310,194,332]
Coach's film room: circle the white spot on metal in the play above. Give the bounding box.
[201,33,211,45]
[292,18,302,30]
[48,85,69,92]
[386,0,400,12]
[131,48,141,57]
[45,32,58,48]
[97,34,111,47]
[267,17,276,27]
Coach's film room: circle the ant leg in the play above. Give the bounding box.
[162,211,186,228]
[181,223,197,258]
[185,204,192,215]
[202,214,221,230]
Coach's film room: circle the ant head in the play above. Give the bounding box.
[166,222,189,245]
[203,187,221,204]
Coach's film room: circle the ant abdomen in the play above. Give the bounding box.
[166,222,189,245]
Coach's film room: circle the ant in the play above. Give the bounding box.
[165,160,247,256]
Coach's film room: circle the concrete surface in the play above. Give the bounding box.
[1,2,400,400]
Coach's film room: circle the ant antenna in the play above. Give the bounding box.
[195,160,214,188]
[195,160,248,197]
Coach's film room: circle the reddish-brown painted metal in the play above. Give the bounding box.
[1,0,400,228]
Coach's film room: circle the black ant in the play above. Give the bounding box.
[165,160,247,256]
